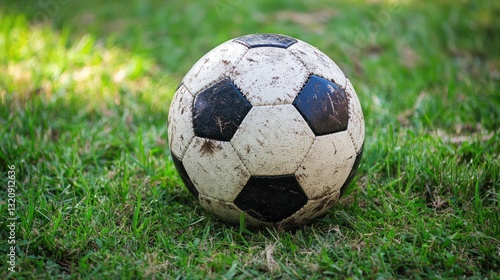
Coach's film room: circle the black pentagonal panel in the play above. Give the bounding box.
[233,34,298,49]
[193,78,252,141]
[171,153,199,198]
[293,75,349,136]
[234,175,308,223]
[339,145,364,197]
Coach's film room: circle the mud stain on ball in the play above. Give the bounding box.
[200,139,218,156]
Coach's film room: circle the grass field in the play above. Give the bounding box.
[1,0,499,278]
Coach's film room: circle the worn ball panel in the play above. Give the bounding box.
[281,190,340,226]
[193,78,252,141]
[168,85,195,158]
[199,194,270,226]
[199,194,241,224]
[231,47,309,106]
[288,40,346,87]
[295,131,356,200]
[345,78,365,154]
[171,153,198,198]
[233,33,298,49]
[339,144,364,197]
[231,105,315,175]
[234,175,308,223]
[183,137,251,202]
[182,41,248,95]
[293,75,349,136]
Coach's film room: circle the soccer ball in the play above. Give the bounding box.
[168,34,364,228]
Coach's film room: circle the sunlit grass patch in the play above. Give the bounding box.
[0,13,174,113]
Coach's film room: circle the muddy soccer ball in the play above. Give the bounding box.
[168,34,364,228]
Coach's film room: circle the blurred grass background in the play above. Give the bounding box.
[0,0,499,278]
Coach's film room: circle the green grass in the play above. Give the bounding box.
[1,0,499,278]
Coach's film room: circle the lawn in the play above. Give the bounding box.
[1,0,499,278]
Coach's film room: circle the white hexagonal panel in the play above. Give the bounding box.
[231,47,309,106]
[295,131,356,200]
[281,190,340,226]
[288,40,346,88]
[345,78,365,153]
[168,85,195,158]
[231,105,315,175]
[182,41,248,95]
[183,137,251,202]
[199,194,269,227]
